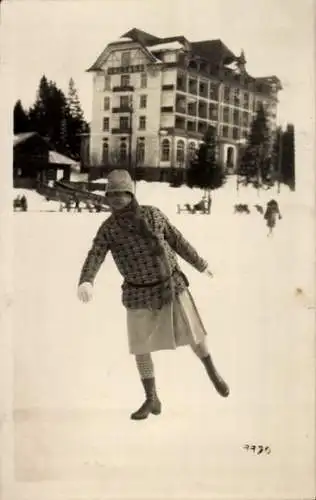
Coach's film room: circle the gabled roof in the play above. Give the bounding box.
[49,151,79,165]
[13,132,38,147]
[86,35,158,72]
[121,28,161,46]
[190,39,236,66]
[150,41,185,52]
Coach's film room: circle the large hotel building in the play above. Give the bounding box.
[87,28,282,172]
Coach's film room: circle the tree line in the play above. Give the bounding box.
[14,75,89,160]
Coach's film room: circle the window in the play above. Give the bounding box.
[139,116,146,130]
[120,116,129,130]
[223,106,230,123]
[103,117,109,131]
[120,95,129,108]
[119,141,127,163]
[136,139,145,165]
[233,88,240,106]
[140,73,147,88]
[209,82,219,100]
[223,85,230,103]
[176,140,185,167]
[104,74,111,90]
[232,127,239,139]
[102,139,109,164]
[209,103,218,120]
[104,97,110,111]
[233,109,239,125]
[199,81,207,96]
[120,74,130,87]
[140,95,147,108]
[188,141,196,160]
[242,111,248,127]
[188,102,196,116]
[121,51,131,66]
[222,126,229,138]
[161,138,170,161]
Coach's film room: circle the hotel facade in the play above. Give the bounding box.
[87,28,282,172]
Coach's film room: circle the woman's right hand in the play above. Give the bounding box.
[77,282,93,303]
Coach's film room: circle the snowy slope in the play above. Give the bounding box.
[12,179,315,499]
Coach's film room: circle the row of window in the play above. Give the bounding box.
[103,116,146,131]
[101,138,191,165]
[104,94,147,111]
[175,102,252,125]
[104,72,147,90]
[176,78,253,107]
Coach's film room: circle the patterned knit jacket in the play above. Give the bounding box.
[79,205,208,310]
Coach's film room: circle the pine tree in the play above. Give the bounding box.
[13,100,30,133]
[187,126,225,190]
[65,78,89,160]
[281,123,295,191]
[238,103,272,188]
[28,75,68,152]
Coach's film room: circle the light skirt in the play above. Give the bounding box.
[126,288,207,355]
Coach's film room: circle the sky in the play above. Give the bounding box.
[1,0,314,125]
[1,0,315,191]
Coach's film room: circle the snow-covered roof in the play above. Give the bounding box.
[109,36,134,44]
[149,41,184,52]
[93,178,108,184]
[49,151,79,165]
[14,132,38,147]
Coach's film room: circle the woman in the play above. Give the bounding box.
[264,199,282,236]
[78,170,229,421]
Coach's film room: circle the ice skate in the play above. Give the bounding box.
[131,377,162,420]
[201,355,230,397]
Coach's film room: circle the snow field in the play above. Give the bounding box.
[11,178,315,499]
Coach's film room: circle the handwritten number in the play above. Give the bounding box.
[243,444,271,455]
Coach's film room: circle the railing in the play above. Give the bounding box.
[161,106,174,113]
[162,84,175,91]
[111,127,131,134]
[112,85,134,92]
[112,106,131,113]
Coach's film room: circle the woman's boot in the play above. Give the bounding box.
[131,377,162,420]
[201,355,230,397]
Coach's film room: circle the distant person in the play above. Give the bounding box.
[77,170,229,421]
[264,199,282,236]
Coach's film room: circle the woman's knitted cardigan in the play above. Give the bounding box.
[78,203,208,310]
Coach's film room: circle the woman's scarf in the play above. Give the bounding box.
[112,197,175,308]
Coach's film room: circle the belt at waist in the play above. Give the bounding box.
[124,268,189,289]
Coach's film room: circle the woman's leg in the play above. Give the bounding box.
[131,353,161,420]
[190,339,230,397]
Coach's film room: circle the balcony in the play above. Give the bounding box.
[198,107,207,119]
[112,85,134,92]
[112,106,131,113]
[175,116,186,130]
[187,105,197,117]
[176,78,186,92]
[161,106,174,113]
[111,127,131,134]
[188,80,198,95]
[187,121,196,132]
[199,83,208,99]
[162,84,175,91]
[197,121,207,134]
[175,96,186,114]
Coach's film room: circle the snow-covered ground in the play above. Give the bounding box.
[11,178,315,499]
